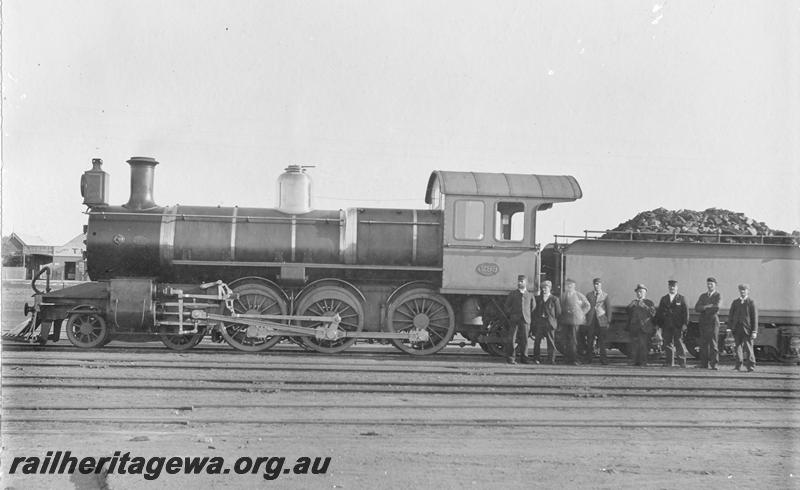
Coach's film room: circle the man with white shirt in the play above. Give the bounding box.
[583,278,612,365]
[655,280,689,368]
[532,280,561,364]
[728,284,759,372]
[559,279,591,366]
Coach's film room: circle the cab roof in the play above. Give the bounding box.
[425,171,582,203]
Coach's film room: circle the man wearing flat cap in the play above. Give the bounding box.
[626,284,657,366]
[503,275,536,364]
[694,277,722,370]
[532,279,561,364]
[558,278,591,365]
[655,280,689,367]
[583,278,612,365]
[728,284,759,372]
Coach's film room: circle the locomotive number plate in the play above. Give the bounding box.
[475,263,500,276]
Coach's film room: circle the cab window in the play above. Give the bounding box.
[495,202,525,241]
[454,200,484,240]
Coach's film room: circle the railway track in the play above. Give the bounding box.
[3,346,798,428]
[3,374,798,397]
[3,343,798,489]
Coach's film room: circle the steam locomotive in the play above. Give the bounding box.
[10,157,799,362]
[11,157,582,355]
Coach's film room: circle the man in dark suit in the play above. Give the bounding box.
[532,280,561,364]
[584,277,612,365]
[627,284,657,367]
[694,277,722,370]
[728,284,759,372]
[503,275,536,364]
[655,279,689,368]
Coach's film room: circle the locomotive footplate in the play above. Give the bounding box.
[192,310,430,343]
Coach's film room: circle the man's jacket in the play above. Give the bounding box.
[728,297,759,336]
[504,289,536,324]
[656,293,689,330]
[533,294,561,329]
[586,290,612,327]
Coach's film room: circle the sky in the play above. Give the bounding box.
[2,0,798,245]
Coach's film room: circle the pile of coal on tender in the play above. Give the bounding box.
[602,207,800,245]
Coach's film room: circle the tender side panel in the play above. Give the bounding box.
[563,240,800,321]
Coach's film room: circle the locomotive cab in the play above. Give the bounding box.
[425,171,582,295]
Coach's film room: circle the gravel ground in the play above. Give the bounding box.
[1,343,798,489]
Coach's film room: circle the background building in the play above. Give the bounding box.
[2,233,87,281]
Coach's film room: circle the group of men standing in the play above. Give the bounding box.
[502,275,759,371]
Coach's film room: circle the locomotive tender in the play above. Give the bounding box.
[17,157,582,354]
[544,237,800,362]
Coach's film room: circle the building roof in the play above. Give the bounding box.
[425,171,582,203]
[9,232,48,247]
[7,232,85,257]
[54,233,86,257]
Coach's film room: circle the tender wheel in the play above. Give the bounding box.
[220,283,287,352]
[481,318,513,357]
[387,288,455,355]
[756,345,779,362]
[297,286,364,354]
[65,313,109,348]
[684,335,701,359]
[613,342,632,358]
[159,327,205,351]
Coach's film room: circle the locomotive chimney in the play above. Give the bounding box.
[124,156,159,210]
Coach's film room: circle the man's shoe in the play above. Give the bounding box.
[747,366,755,372]
[506,358,516,365]
[533,360,540,365]
[710,366,719,371]
[520,358,532,364]
[734,363,742,371]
